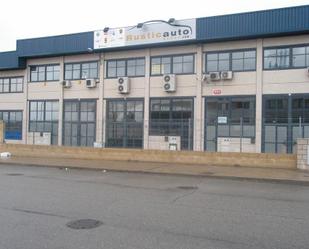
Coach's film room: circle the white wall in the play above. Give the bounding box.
[0,35,309,151]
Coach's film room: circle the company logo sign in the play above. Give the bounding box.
[94,19,196,49]
[212,89,222,95]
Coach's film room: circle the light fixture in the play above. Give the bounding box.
[87,48,93,53]
[168,18,176,24]
[137,23,144,29]
[103,27,109,33]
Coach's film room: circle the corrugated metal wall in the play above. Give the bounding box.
[197,5,309,41]
[17,31,94,57]
[0,51,25,70]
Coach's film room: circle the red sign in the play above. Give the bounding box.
[212,89,222,95]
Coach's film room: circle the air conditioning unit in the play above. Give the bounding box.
[220,71,233,80]
[163,74,176,92]
[85,79,96,88]
[117,77,130,94]
[208,72,221,81]
[62,80,72,88]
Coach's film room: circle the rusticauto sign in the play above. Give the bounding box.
[94,19,196,49]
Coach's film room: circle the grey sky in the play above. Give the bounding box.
[0,0,308,52]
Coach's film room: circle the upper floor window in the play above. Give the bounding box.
[151,54,194,75]
[264,45,309,70]
[292,46,309,68]
[232,51,256,71]
[64,61,98,80]
[30,64,60,82]
[106,58,145,78]
[264,48,290,69]
[205,49,256,73]
[0,77,23,93]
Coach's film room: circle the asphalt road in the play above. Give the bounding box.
[0,164,308,249]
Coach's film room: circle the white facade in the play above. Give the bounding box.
[0,34,309,153]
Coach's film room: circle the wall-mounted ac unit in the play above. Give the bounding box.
[62,80,72,88]
[220,71,233,80]
[208,72,221,81]
[117,77,130,94]
[85,78,96,88]
[163,74,176,92]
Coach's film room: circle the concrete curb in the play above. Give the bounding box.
[1,159,309,186]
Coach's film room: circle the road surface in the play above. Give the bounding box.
[0,164,308,249]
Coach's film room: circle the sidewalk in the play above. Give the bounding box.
[1,156,309,184]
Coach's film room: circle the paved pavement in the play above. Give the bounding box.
[0,164,309,249]
[1,156,309,184]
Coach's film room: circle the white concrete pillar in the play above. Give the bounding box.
[0,120,5,144]
[102,99,107,147]
[255,39,263,153]
[23,68,29,144]
[97,53,105,146]
[194,44,204,151]
[58,56,64,146]
[143,49,151,150]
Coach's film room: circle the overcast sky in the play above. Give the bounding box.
[0,0,308,52]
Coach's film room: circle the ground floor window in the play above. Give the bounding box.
[263,94,309,154]
[205,96,256,151]
[0,110,22,140]
[63,99,96,147]
[29,101,59,145]
[106,99,144,148]
[149,98,194,150]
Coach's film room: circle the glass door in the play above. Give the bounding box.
[106,99,144,148]
[63,99,96,147]
[264,125,288,153]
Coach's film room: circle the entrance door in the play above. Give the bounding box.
[263,95,309,154]
[63,99,96,147]
[204,97,256,152]
[106,99,144,148]
[264,125,288,154]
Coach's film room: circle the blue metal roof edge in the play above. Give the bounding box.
[196,5,309,41]
[1,5,309,70]
[16,31,94,57]
[0,51,25,71]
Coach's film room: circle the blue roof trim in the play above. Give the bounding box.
[0,51,25,71]
[17,31,94,57]
[197,5,309,41]
[1,5,309,70]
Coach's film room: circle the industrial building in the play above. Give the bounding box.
[0,5,309,154]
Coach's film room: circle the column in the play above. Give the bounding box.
[97,53,105,146]
[194,44,204,151]
[58,56,64,146]
[143,49,151,150]
[255,39,263,153]
[24,68,29,144]
[0,120,4,144]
